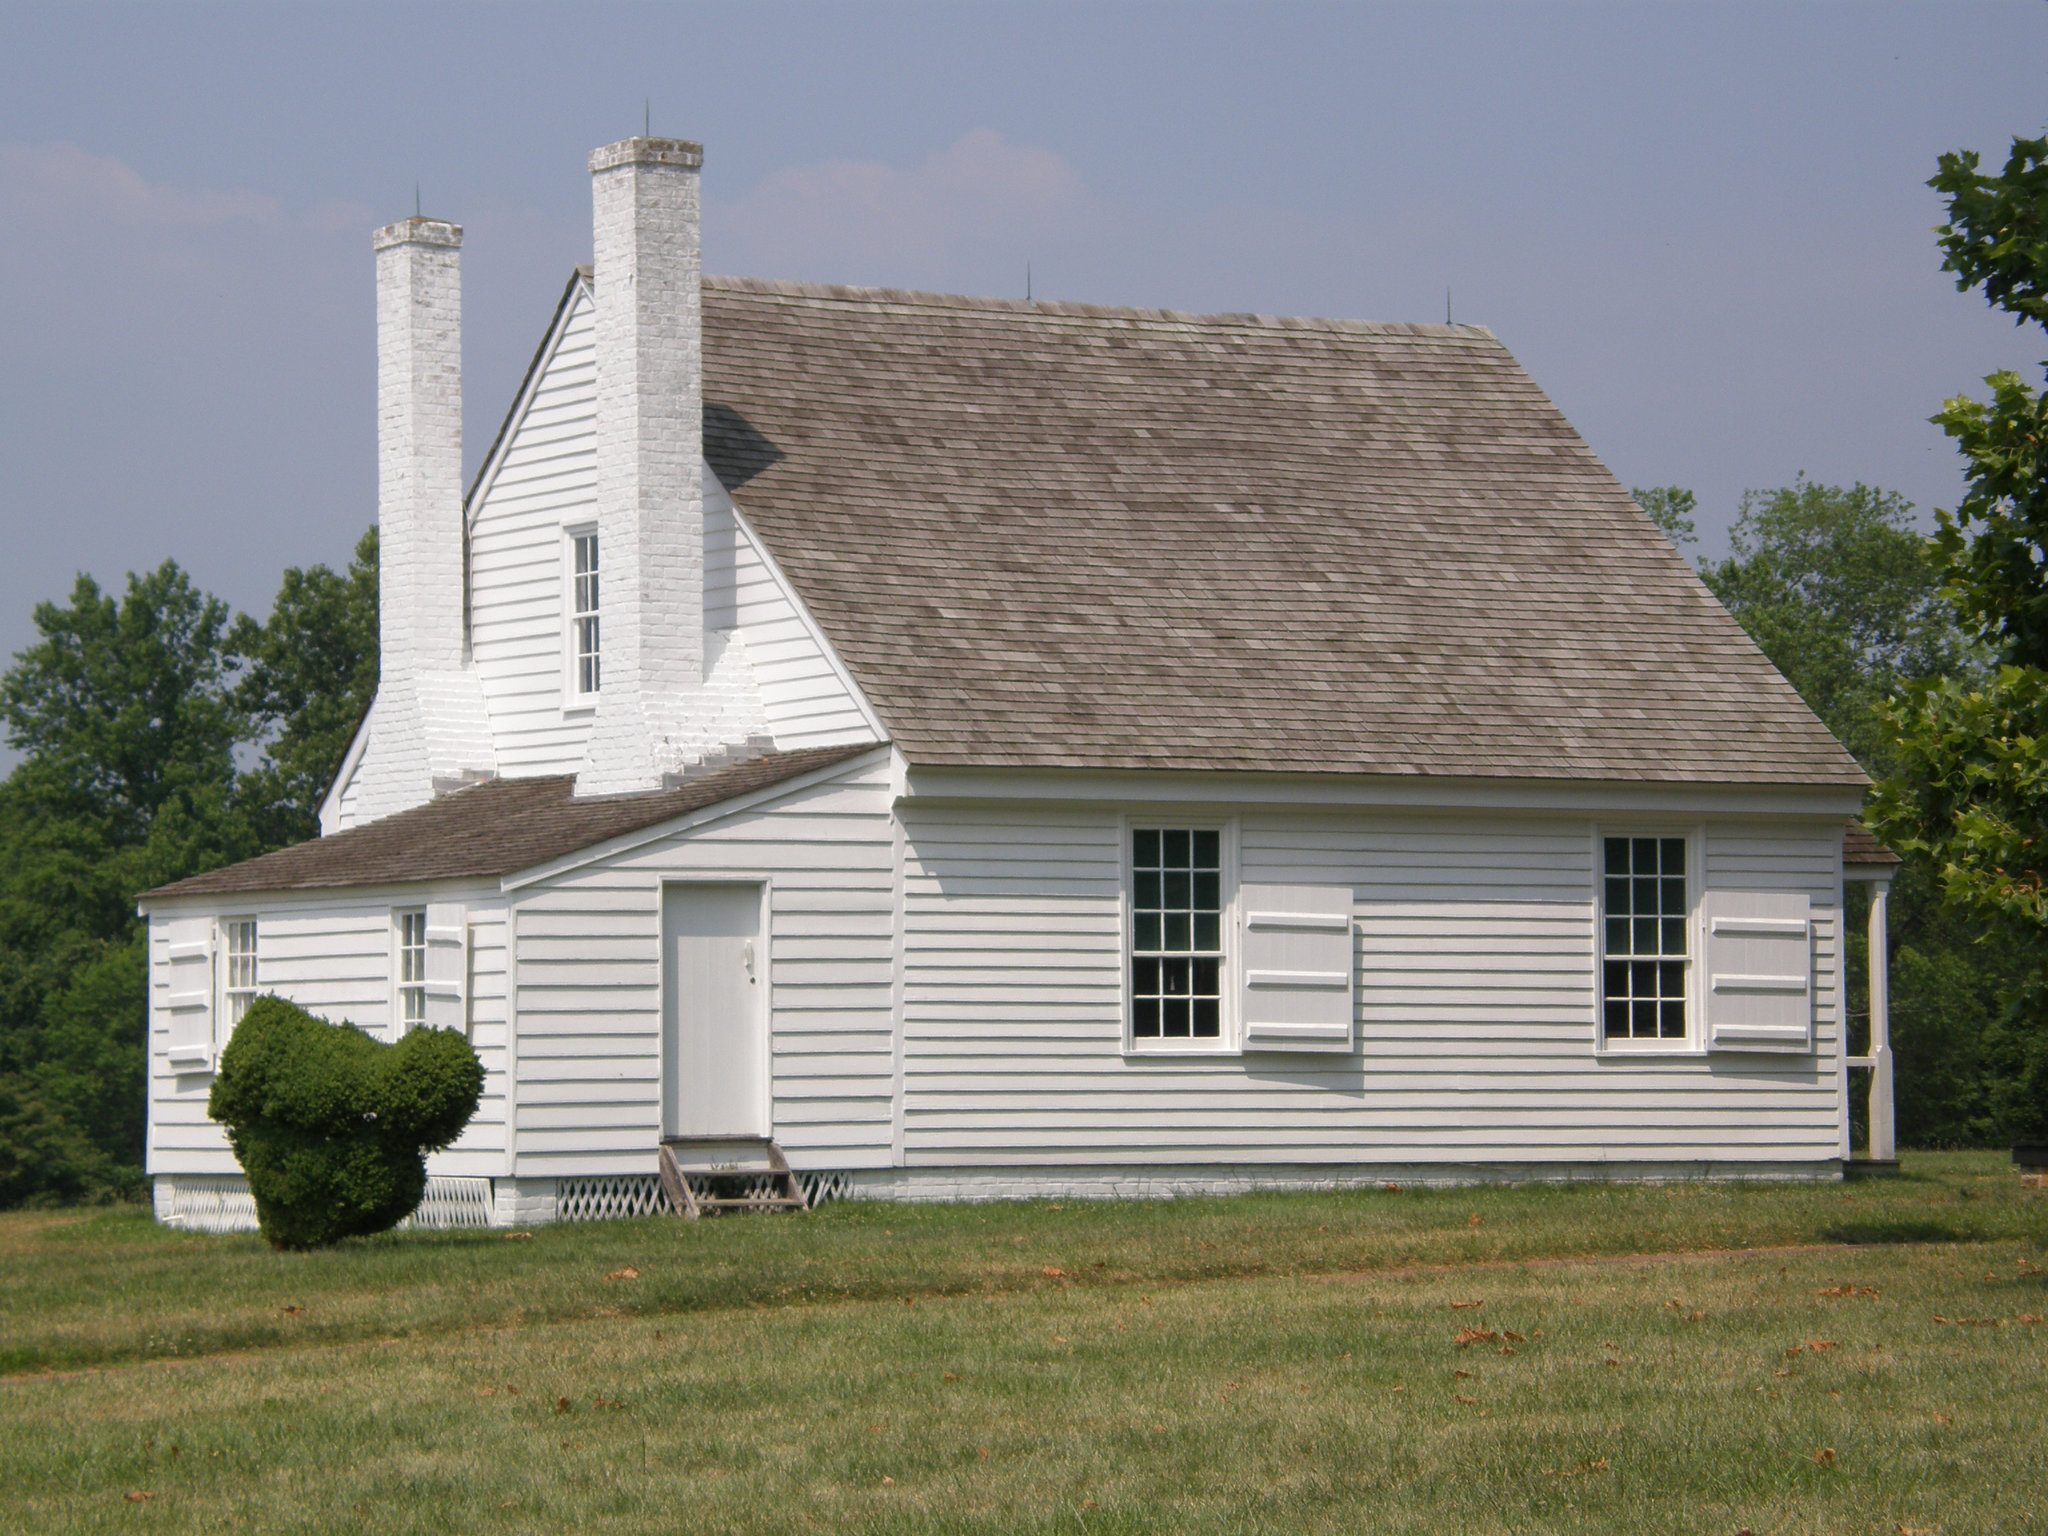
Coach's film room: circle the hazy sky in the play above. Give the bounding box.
[2,1,2046,711]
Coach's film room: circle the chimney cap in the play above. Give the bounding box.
[373,217,462,252]
[589,137,704,174]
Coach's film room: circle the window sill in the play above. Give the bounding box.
[1124,1041,1239,1059]
[1594,1042,1708,1060]
[560,702,597,719]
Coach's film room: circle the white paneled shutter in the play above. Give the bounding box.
[163,917,216,1073]
[1702,891,1813,1051]
[423,902,469,1034]
[1239,884,1355,1052]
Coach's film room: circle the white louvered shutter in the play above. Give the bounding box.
[423,902,469,1033]
[1702,891,1813,1051]
[162,917,216,1073]
[1239,884,1355,1052]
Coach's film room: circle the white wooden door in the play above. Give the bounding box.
[662,883,768,1139]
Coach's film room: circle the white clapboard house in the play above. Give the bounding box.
[140,136,1903,1232]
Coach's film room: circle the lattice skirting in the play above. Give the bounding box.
[555,1174,668,1222]
[797,1171,849,1208]
[398,1177,495,1230]
[155,1175,497,1234]
[554,1170,849,1220]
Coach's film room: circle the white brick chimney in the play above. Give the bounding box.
[374,217,466,678]
[347,214,495,823]
[579,136,710,794]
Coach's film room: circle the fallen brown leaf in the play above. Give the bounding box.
[124,1492,153,1503]
[1467,1214,1482,1227]
[605,1266,639,1282]
[1450,1300,1483,1310]
[1497,1345,1516,1355]
[1816,1285,1878,1298]
[881,1476,894,1487]
[555,1396,571,1414]
[1042,1267,1066,1278]
[1806,1339,1838,1352]
[1812,1447,1836,1468]
[280,1306,304,1316]
[504,1232,533,1241]
[1453,1369,1473,1379]
[1454,1327,1500,1345]
[1454,1394,1478,1404]
[2017,1314,2044,1325]
[942,1371,958,1381]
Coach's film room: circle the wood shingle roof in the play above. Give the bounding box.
[144,747,874,899]
[700,278,1865,788]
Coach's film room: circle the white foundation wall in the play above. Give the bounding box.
[897,804,1845,1171]
[509,754,897,1179]
[145,888,512,1182]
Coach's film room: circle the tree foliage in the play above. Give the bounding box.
[1867,131,2048,1141]
[231,526,379,846]
[1631,485,1699,550]
[1701,480,1976,771]
[0,535,377,1205]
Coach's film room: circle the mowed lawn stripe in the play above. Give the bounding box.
[2,1151,2039,1377]
[2,1238,2042,1534]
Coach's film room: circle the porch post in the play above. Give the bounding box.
[1867,879,1894,1162]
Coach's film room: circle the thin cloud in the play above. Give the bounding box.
[714,128,1108,292]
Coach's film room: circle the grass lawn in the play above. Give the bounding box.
[2,1152,2042,1533]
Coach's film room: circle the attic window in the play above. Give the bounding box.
[1131,828,1224,1043]
[571,529,600,695]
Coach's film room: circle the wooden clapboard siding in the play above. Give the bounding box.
[899,805,1845,1168]
[509,757,896,1177]
[144,891,513,1179]
[468,288,599,773]
[712,478,876,749]
[463,284,876,779]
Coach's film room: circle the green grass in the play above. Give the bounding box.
[3,1152,2043,1532]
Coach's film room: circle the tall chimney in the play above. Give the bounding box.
[373,217,466,680]
[580,137,705,794]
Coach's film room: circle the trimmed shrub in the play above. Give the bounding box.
[208,995,482,1250]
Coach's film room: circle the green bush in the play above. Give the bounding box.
[208,995,482,1250]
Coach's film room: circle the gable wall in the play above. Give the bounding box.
[896,802,1844,1169]
[146,889,511,1180]
[461,285,877,785]
[507,754,897,1177]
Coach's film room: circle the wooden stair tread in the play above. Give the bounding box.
[656,1138,807,1220]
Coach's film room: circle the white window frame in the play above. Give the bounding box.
[561,523,600,713]
[1594,824,1704,1056]
[1121,816,1240,1056]
[219,917,259,1034]
[394,908,428,1034]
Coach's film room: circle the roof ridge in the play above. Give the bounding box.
[702,273,1495,339]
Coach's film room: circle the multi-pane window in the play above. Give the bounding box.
[572,531,600,695]
[397,910,428,1030]
[1131,829,1223,1041]
[223,919,258,1026]
[1602,836,1688,1041]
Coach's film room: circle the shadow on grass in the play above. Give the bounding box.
[1822,1219,1976,1245]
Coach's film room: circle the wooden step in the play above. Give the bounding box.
[658,1138,806,1219]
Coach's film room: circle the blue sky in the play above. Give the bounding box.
[1,1,2045,709]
